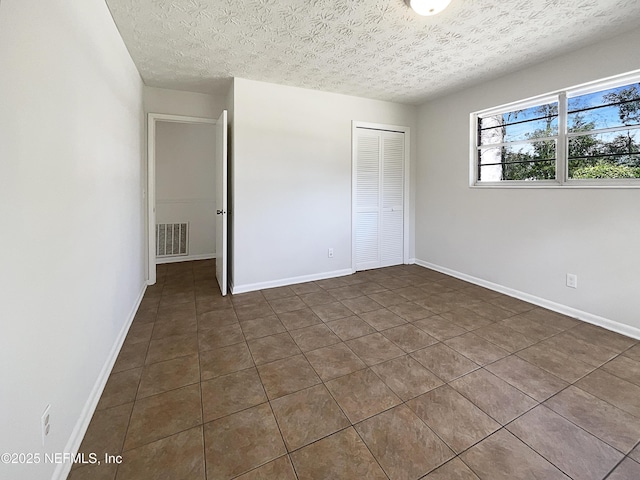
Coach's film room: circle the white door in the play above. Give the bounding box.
[354,127,405,271]
[380,132,404,267]
[215,110,228,295]
[354,130,381,271]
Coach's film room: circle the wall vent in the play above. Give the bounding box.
[156,223,189,257]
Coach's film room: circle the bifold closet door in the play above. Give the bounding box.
[354,128,404,271]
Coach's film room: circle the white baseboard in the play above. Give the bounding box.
[414,259,640,341]
[52,282,147,480]
[231,268,353,294]
[156,253,216,264]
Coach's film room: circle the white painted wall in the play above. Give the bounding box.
[416,28,640,334]
[231,78,417,291]
[0,1,145,479]
[144,86,225,119]
[156,121,216,260]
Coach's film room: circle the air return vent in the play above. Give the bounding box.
[156,223,188,257]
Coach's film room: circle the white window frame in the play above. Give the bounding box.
[470,69,640,188]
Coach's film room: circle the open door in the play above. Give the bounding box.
[215,110,228,295]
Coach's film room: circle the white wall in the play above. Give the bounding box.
[0,1,145,479]
[232,78,417,291]
[144,86,225,119]
[415,28,640,335]
[156,121,216,260]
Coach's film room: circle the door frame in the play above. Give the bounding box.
[351,121,411,273]
[146,113,217,285]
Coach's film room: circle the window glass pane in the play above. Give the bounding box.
[479,103,558,145]
[569,129,640,179]
[568,83,640,132]
[569,155,640,179]
[480,117,558,144]
[569,129,640,158]
[478,140,556,181]
[479,160,556,181]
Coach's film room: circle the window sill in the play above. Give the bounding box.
[471,181,640,189]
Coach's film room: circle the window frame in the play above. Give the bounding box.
[470,70,640,188]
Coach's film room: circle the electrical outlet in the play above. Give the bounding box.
[41,405,51,446]
[566,273,578,289]
[328,248,334,258]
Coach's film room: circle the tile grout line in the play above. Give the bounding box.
[98,262,639,479]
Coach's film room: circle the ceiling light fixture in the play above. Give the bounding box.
[406,0,452,16]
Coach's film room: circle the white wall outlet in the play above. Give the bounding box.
[566,273,578,289]
[328,248,334,258]
[41,405,51,446]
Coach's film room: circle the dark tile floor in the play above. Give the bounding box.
[69,260,640,480]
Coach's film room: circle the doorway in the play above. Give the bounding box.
[147,113,228,295]
[352,121,410,272]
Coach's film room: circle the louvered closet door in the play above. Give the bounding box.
[380,131,404,267]
[354,130,381,270]
[354,128,404,271]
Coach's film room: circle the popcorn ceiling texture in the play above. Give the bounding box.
[106,0,640,104]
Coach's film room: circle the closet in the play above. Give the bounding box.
[353,126,406,271]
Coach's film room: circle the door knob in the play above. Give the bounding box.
[216,210,225,215]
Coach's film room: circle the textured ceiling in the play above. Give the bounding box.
[106,0,640,104]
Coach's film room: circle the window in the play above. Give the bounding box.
[567,83,640,180]
[477,99,558,182]
[472,71,640,186]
